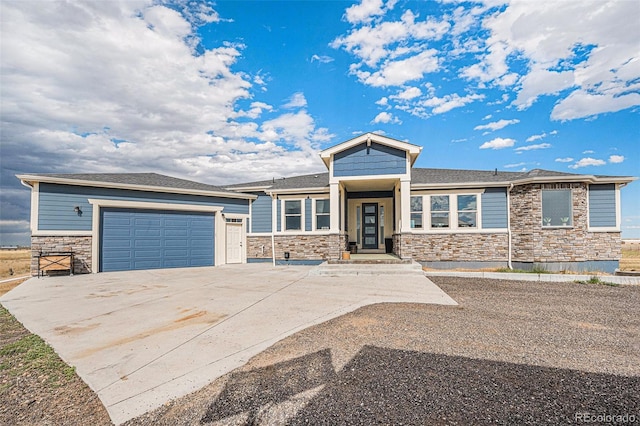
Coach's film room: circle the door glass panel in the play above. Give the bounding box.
[364,205,376,214]
[364,237,376,245]
[365,227,375,234]
[364,216,375,224]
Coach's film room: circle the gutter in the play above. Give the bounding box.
[507,183,514,270]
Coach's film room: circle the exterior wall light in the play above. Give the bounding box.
[74,206,82,215]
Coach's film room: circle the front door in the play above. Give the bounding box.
[225,223,243,263]
[362,203,378,249]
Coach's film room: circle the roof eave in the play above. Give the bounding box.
[16,174,257,200]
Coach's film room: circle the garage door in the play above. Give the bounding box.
[100,208,215,272]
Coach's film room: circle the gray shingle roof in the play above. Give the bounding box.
[28,173,238,194]
[226,173,330,191]
[227,168,620,192]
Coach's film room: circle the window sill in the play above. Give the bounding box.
[542,225,573,229]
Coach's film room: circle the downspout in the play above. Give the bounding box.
[269,192,276,267]
[507,183,514,270]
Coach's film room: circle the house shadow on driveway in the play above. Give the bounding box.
[201,346,640,425]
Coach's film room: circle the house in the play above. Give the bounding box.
[18,133,635,275]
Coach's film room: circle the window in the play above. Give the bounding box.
[410,196,423,228]
[457,195,477,228]
[356,206,361,244]
[430,195,449,228]
[542,190,572,227]
[315,199,330,230]
[284,200,302,230]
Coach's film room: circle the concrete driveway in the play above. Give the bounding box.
[0,264,456,425]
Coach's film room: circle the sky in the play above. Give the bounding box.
[0,0,638,246]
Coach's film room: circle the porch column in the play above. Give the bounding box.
[400,178,411,232]
[330,182,340,232]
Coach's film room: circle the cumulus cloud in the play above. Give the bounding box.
[0,0,335,240]
[424,93,484,115]
[609,155,625,164]
[555,157,574,163]
[474,118,519,132]
[569,157,607,169]
[479,137,515,150]
[372,111,401,124]
[471,1,639,119]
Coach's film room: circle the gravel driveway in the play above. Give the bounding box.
[126,277,640,425]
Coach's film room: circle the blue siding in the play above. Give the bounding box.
[589,184,616,227]
[481,188,508,228]
[305,198,312,231]
[333,142,406,177]
[100,208,214,272]
[38,183,249,231]
[251,193,272,233]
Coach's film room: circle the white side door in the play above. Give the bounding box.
[225,222,243,264]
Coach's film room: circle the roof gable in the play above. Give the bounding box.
[319,133,422,168]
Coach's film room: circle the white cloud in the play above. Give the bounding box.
[583,150,595,154]
[504,162,525,168]
[376,97,389,106]
[555,157,574,163]
[344,0,388,24]
[372,111,401,124]
[283,92,308,109]
[609,154,625,164]
[360,49,439,87]
[391,86,422,100]
[311,54,334,63]
[331,9,449,68]
[0,0,334,214]
[526,132,546,142]
[569,157,607,169]
[424,93,484,115]
[463,1,640,120]
[474,118,519,132]
[515,143,551,152]
[479,137,515,150]
[482,114,492,120]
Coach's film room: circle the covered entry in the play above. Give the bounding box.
[100,208,215,272]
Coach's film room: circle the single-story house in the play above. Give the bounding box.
[18,133,635,275]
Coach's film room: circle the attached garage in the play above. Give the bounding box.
[100,208,215,272]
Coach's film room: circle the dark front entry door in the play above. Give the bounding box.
[362,203,378,249]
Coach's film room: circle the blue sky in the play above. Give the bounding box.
[1,0,638,245]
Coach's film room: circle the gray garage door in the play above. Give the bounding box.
[100,208,215,272]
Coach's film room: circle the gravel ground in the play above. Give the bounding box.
[125,277,640,426]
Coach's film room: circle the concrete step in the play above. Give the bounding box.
[309,261,425,277]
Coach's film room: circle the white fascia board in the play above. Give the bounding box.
[225,185,273,192]
[87,199,224,212]
[16,174,257,200]
[411,182,510,190]
[268,187,329,196]
[32,230,93,237]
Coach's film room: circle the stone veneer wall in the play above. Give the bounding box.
[394,232,509,262]
[510,183,621,263]
[247,234,347,261]
[31,235,92,276]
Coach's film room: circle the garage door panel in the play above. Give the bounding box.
[101,208,215,272]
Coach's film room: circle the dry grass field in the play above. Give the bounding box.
[0,249,30,279]
[621,240,640,272]
[0,249,31,296]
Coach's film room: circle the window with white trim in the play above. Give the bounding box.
[542,189,572,227]
[410,196,423,229]
[457,195,477,228]
[430,195,450,228]
[315,199,330,230]
[284,200,302,230]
